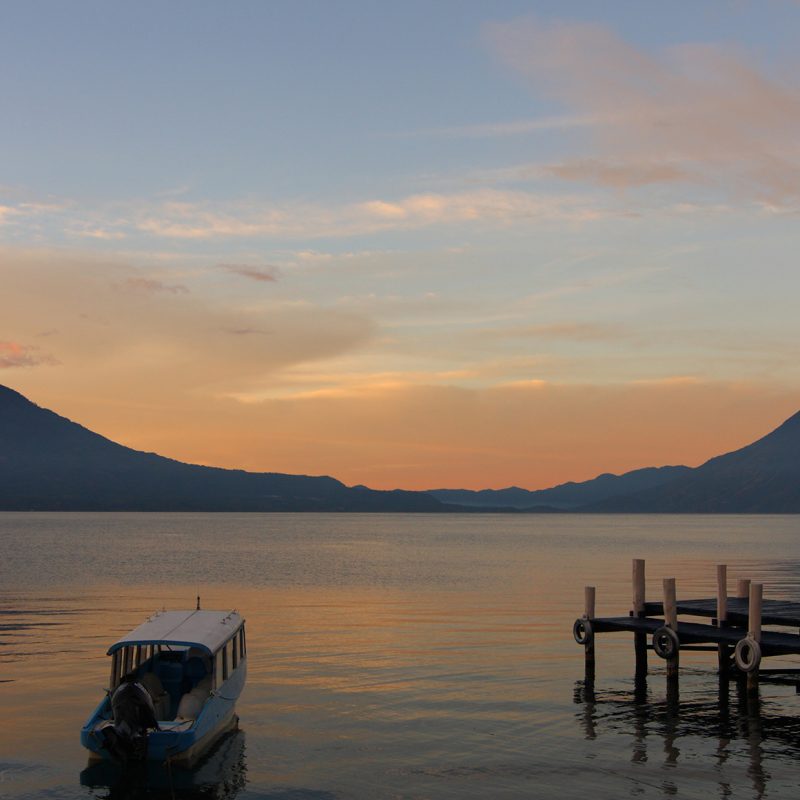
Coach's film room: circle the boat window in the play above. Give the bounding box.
[110,650,120,689]
[241,626,246,657]
[232,634,239,669]
[122,646,132,677]
[222,642,229,681]
[135,645,142,668]
[215,648,224,688]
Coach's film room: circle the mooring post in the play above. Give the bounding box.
[717,564,730,676]
[747,582,763,696]
[737,578,751,601]
[584,585,596,678]
[663,577,679,680]
[632,558,648,678]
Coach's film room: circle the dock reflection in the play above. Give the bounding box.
[80,729,248,800]
[573,674,800,798]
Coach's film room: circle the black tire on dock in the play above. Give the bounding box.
[573,618,593,646]
[652,626,680,659]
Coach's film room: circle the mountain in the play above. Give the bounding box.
[0,385,445,512]
[3,383,797,513]
[584,410,800,513]
[429,465,692,510]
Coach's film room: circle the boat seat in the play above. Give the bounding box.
[176,676,212,720]
[139,671,171,720]
[153,660,184,716]
[184,656,207,688]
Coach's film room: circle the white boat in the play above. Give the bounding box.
[80,608,247,766]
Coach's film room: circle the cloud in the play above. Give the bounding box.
[0,341,59,369]
[484,322,630,341]
[485,16,800,204]
[404,114,600,138]
[545,159,690,189]
[75,228,127,241]
[130,188,606,241]
[221,263,280,282]
[0,205,22,223]
[0,248,377,399]
[123,277,189,294]
[224,327,271,336]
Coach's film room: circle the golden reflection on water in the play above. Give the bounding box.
[2,513,800,798]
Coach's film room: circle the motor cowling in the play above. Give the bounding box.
[100,681,159,763]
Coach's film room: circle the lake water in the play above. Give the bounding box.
[2,513,800,799]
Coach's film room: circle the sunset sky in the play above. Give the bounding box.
[2,2,799,490]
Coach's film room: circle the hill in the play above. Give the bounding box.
[429,465,692,510]
[0,385,445,512]
[583,410,800,513]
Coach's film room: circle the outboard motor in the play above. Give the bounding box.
[99,676,160,763]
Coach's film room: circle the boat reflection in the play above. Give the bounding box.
[574,674,800,799]
[80,728,247,799]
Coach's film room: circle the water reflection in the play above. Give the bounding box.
[573,674,800,799]
[80,730,248,800]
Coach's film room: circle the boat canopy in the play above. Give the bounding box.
[107,610,243,656]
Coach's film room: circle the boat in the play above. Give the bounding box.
[80,607,246,766]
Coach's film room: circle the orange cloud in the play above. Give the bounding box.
[0,341,59,369]
[546,158,690,189]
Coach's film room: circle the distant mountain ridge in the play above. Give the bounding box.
[431,410,800,513]
[0,385,445,512]
[1,384,798,513]
[429,466,693,510]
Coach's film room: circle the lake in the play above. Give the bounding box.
[2,512,800,799]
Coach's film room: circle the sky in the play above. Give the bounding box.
[2,1,800,490]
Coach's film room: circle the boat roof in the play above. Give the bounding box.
[107,610,243,656]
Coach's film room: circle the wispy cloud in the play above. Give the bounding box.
[221,263,280,282]
[129,188,606,241]
[545,159,690,189]
[485,16,800,204]
[402,113,600,138]
[484,322,630,341]
[0,341,59,368]
[123,277,189,294]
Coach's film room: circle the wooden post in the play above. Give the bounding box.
[632,559,647,678]
[737,578,751,599]
[717,565,730,676]
[585,585,596,619]
[663,577,679,679]
[747,582,763,695]
[717,565,728,623]
[584,585,596,678]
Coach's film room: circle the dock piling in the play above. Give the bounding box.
[747,582,763,695]
[737,578,751,600]
[584,585,596,678]
[632,559,648,678]
[663,577,679,679]
[716,565,730,676]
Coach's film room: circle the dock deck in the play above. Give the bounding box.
[643,597,800,628]
[593,615,800,657]
[574,561,800,691]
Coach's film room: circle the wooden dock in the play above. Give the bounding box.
[574,560,800,694]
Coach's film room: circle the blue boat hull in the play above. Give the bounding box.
[81,660,246,766]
